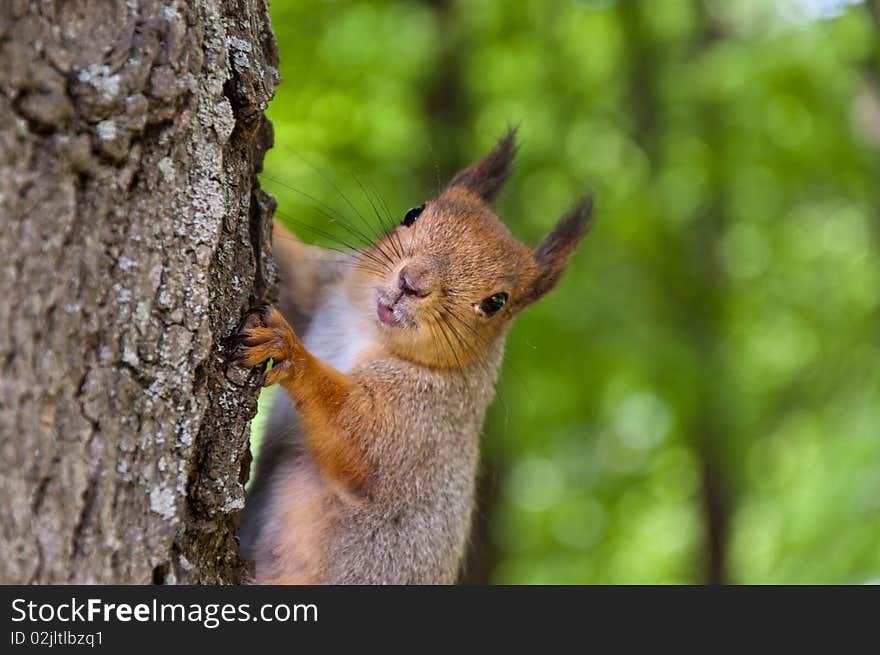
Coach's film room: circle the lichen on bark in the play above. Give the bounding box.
[0,0,280,583]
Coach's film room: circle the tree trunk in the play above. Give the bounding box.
[0,0,279,583]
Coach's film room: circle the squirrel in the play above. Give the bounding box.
[236,130,592,584]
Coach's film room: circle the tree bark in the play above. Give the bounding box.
[0,0,279,583]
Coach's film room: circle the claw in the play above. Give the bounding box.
[259,304,274,321]
[232,305,297,385]
[256,369,268,386]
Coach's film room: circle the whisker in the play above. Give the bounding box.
[334,171,402,267]
[363,175,408,259]
[353,174,394,240]
[322,164,399,263]
[430,308,465,372]
[445,304,533,410]
[262,148,402,268]
[427,313,446,372]
[441,304,508,386]
[425,141,443,196]
[439,310,484,373]
[273,209,391,275]
[262,173,375,247]
[351,172,403,261]
[356,178,412,264]
[444,309,517,426]
[351,172,396,235]
[264,174,399,269]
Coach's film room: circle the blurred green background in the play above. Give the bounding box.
[252,0,880,583]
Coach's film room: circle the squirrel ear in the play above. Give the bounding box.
[447,128,519,203]
[529,196,594,301]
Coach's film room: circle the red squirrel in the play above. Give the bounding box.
[237,130,592,583]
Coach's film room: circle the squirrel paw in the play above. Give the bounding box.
[236,306,297,386]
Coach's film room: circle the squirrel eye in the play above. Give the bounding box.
[479,292,508,317]
[402,204,425,227]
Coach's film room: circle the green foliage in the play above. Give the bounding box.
[256,0,880,583]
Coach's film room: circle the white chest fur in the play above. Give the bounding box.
[303,287,375,374]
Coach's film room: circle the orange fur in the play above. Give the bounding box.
[241,308,372,493]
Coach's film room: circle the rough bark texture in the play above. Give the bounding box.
[0,0,279,583]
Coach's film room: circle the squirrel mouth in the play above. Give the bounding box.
[377,301,400,327]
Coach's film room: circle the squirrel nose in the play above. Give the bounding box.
[398,264,431,298]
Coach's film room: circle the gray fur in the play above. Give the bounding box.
[240,259,503,584]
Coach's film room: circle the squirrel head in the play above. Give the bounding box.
[351,129,593,369]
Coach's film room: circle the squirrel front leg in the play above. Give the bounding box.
[238,306,372,493]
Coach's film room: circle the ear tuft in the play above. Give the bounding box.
[448,128,519,203]
[531,195,594,300]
